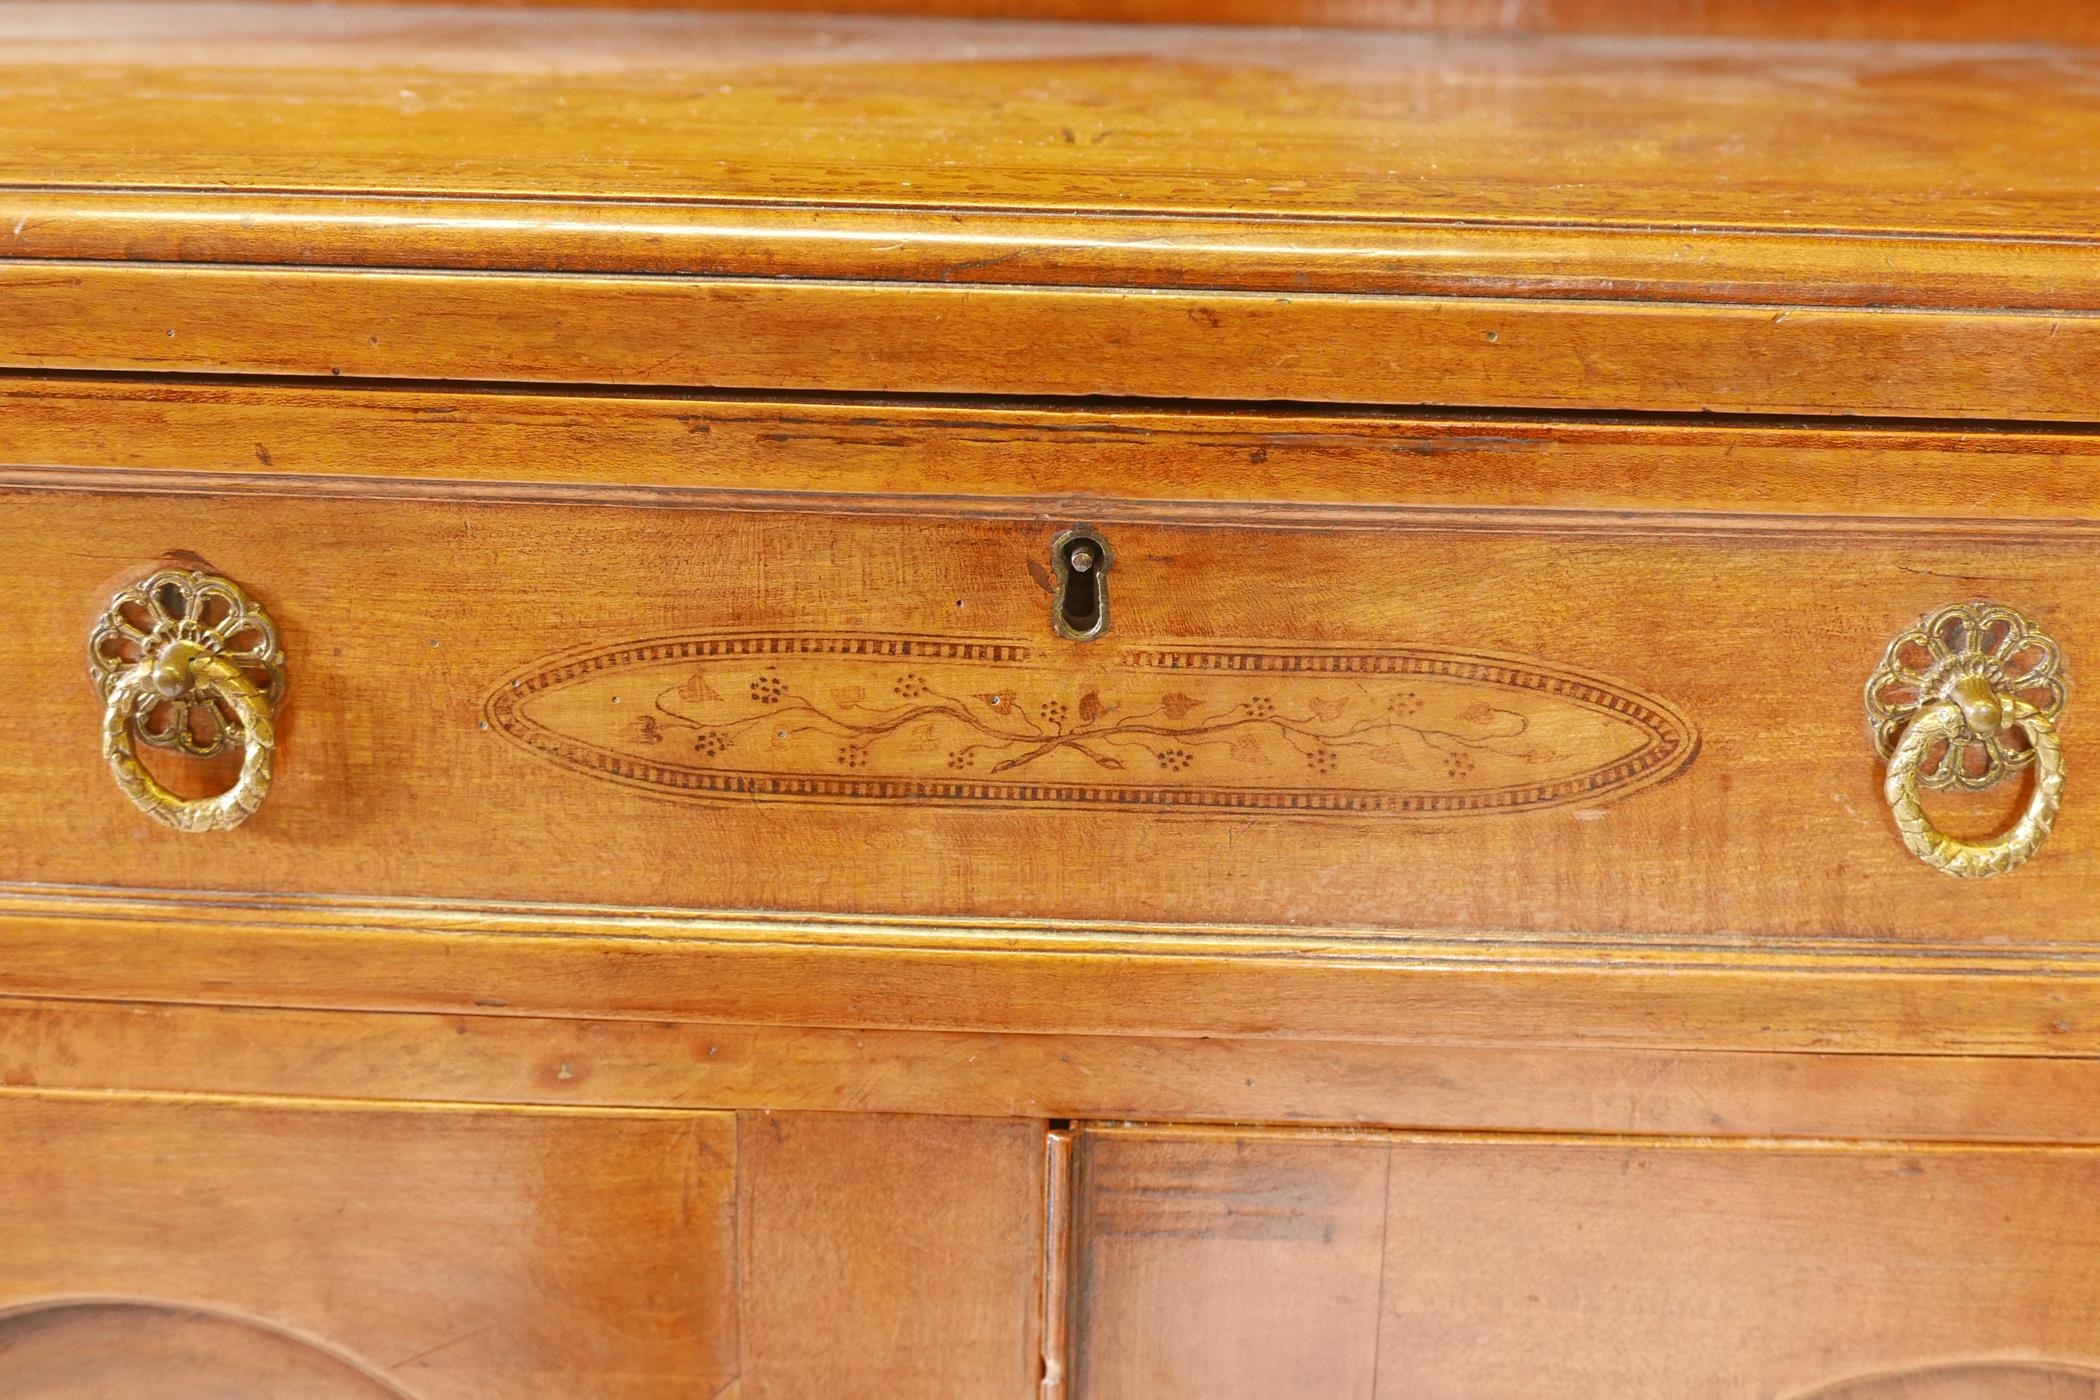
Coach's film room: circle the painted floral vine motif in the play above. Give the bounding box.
[484,633,1698,816]
[626,664,1544,780]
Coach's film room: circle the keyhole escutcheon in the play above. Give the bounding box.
[1051,528,1111,642]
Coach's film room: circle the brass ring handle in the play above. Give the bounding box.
[1884,695,2064,879]
[1866,601,2069,880]
[103,648,276,832]
[87,569,285,833]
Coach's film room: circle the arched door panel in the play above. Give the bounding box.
[0,1302,411,1400]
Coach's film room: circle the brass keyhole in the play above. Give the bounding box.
[1051,528,1111,642]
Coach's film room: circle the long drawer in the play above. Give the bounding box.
[4,382,2096,943]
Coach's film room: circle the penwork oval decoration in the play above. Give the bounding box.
[484,633,1698,818]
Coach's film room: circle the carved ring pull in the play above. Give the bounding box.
[1866,601,2067,878]
[87,569,284,832]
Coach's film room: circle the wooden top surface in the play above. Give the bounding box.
[296,0,2100,47]
[8,4,2097,235]
[5,2,2099,409]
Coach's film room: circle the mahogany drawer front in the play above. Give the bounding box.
[0,1093,1044,1400]
[1071,1125,2100,1400]
[8,478,2095,944]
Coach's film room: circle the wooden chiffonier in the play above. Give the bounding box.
[5,3,2100,1397]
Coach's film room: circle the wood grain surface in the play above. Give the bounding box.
[16,991,2100,1143]
[296,0,2100,45]
[0,1305,419,1400]
[6,886,2100,1061]
[5,4,2100,412]
[738,1112,1047,1399]
[0,1092,743,1400]
[15,261,2100,418]
[1074,1131,1392,1398]
[5,477,2094,940]
[8,4,2093,236]
[0,1092,1045,1400]
[1071,1125,2100,1399]
[9,381,2100,1059]
[8,4,2098,1387]
[15,189,2100,312]
[1796,1363,2100,1399]
[7,375,2100,523]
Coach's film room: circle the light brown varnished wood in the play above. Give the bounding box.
[1074,1131,1391,1398]
[1071,1125,2100,1399]
[0,1091,743,1399]
[0,1090,1046,1399]
[3,472,2094,939]
[1039,1129,1074,1400]
[9,5,2094,237]
[311,0,2100,46]
[0,1305,416,1400]
[8,385,2098,1129]
[6,5,2100,412]
[738,1112,1046,1398]
[6,889,2100,1063]
[10,191,2100,313]
[7,4,2100,1381]
[13,260,2100,420]
[13,375,2100,524]
[20,991,2100,1143]
[1798,1364,2100,1398]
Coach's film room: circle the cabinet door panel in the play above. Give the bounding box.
[0,1093,738,1400]
[1071,1126,2100,1400]
[0,1094,1044,1400]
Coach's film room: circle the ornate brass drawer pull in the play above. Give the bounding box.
[87,569,284,832]
[1866,601,2067,878]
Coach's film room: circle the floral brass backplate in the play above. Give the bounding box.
[1864,599,2067,792]
[484,633,1697,817]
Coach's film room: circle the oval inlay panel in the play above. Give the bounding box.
[485,632,1696,817]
